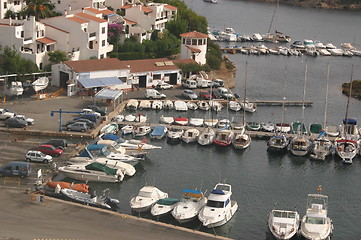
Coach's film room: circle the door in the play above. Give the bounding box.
[169,73,178,85]
[59,71,69,88]
[139,75,147,88]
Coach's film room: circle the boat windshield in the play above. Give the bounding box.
[139,191,153,198]
[274,211,296,218]
[101,147,111,157]
[306,216,326,224]
[115,138,127,144]
[206,200,224,208]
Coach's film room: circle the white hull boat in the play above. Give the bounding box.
[113,114,124,123]
[198,128,215,146]
[98,135,161,150]
[214,129,234,146]
[289,136,311,156]
[100,122,118,135]
[121,125,134,135]
[32,77,49,92]
[267,135,289,152]
[204,118,218,127]
[275,123,291,133]
[324,126,339,137]
[261,122,275,132]
[198,183,238,228]
[186,101,198,110]
[229,101,241,111]
[152,100,163,110]
[172,189,207,223]
[335,138,357,164]
[209,100,223,112]
[139,100,151,109]
[300,193,333,240]
[310,137,334,160]
[182,128,200,143]
[173,117,188,126]
[198,101,210,111]
[217,119,231,129]
[126,99,139,110]
[130,186,168,213]
[133,125,151,137]
[232,132,251,149]
[134,114,148,123]
[268,209,300,240]
[124,114,136,122]
[163,100,174,110]
[151,198,180,217]
[174,101,188,111]
[160,116,174,124]
[240,100,257,113]
[189,118,204,127]
[167,128,184,141]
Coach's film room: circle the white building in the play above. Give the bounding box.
[50,0,107,14]
[180,31,208,65]
[0,0,26,19]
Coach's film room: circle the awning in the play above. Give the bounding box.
[78,77,122,88]
[36,37,56,45]
[95,88,123,100]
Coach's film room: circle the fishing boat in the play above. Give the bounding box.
[151,198,180,217]
[159,115,174,124]
[9,81,24,96]
[214,129,234,146]
[167,127,184,141]
[232,132,251,149]
[124,114,136,122]
[172,189,207,223]
[130,186,168,213]
[186,101,198,110]
[189,118,204,127]
[163,100,174,110]
[174,100,188,111]
[300,190,333,240]
[133,125,151,137]
[121,125,134,135]
[126,99,139,110]
[198,101,210,111]
[217,118,231,129]
[182,128,200,143]
[100,122,118,135]
[204,118,218,127]
[275,123,291,133]
[150,126,168,139]
[173,117,188,126]
[261,122,275,132]
[268,208,300,240]
[198,183,238,228]
[152,100,163,110]
[240,99,257,113]
[32,76,49,92]
[229,100,241,111]
[209,100,223,112]
[134,113,148,123]
[138,100,151,109]
[246,121,261,131]
[197,128,215,146]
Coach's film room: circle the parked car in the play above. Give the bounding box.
[67,118,95,129]
[15,115,34,125]
[80,109,101,118]
[0,161,31,178]
[4,117,27,128]
[145,89,166,99]
[182,79,197,89]
[182,89,198,100]
[199,91,212,100]
[74,113,99,123]
[44,139,68,150]
[36,144,63,157]
[0,108,16,120]
[215,87,233,99]
[67,122,89,132]
[153,82,173,90]
[25,150,53,163]
[211,79,224,88]
[87,105,107,116]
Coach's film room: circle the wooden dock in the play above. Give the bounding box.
[254,100,313,106]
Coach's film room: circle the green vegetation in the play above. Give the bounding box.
[25,0,55,20]
[0,46,39,75]
[342,80,361,100]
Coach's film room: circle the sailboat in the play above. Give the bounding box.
[232,62,251,150]
[335,66,358,164]
[310,64,334,160]
[288,61,311,156]
[268,67,289,152]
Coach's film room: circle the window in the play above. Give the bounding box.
[102,27,105,34]
[57,0,60,3]
[182,38,185,44]
[4,2,7,9]
[84,28,87,32]
[21,31,24,38]
[102,40,105,47]
[186,38,191,45]
[198,39,203,45]
[100,54,104,59]
[192,39,197,45]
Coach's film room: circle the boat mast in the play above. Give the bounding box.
[300,61,308,135]
[343,65,354,136]
[280,66,287,133]
[323,63,330,130]
[267,0,279,34]
[243,62,248,126]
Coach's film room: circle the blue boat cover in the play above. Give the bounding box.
[182,189,202,194]
[317,131,325,139]
[151,126,165,136]
[211,189,225,195]
[101,134,120,141]
[79,144,107,158]
[343,118,357,125]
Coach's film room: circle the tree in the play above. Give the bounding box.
[25,0,55,20]
[108,23,124,45]
[166,18,188,38]
[48,50,69,64]
[0,46,38,74]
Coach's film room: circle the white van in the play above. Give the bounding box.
[196,78,212,88]
[145,89,166,99]
[182,79,197,89]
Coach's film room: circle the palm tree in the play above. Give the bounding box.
[26,0,55,21]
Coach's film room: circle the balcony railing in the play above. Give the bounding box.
[89,32,96,38]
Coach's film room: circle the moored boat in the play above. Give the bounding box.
[172,189,207,223]
[268,209,300,240]
[197,128,215,146]
[151,198,180,217]
[214,129,234,146]
[182,128,200,143]
[150,126,168,139]
[130,186,168,213]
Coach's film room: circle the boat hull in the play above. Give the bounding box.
[200,201,238,228]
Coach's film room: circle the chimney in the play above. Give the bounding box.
[64,10,67,15]
[82,8,85,13]
[68,4,71,11]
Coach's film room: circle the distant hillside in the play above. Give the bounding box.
[246,0,361,10]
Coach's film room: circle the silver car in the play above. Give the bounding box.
[25,150,53,163]
[67,122,88,132]
[182,89,198,100]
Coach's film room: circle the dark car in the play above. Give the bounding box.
[4,117,27,128]
[67,118,95,129]
[0,161,31,178]
[74,113,98,123]
[37,144,63,157]
[87,105,107,116]
[199,91,212,100]
[44,139,68,150]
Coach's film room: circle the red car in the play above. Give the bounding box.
[199,91,212,100]
[36,144,63,157]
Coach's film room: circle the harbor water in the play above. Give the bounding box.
[84,2,361,239]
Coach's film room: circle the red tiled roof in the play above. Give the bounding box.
[180,31,208,38]
[173,59,199,65]
[120,58,180,73]
[124,18,137,25]
[186,45,202,53]
[64,58,129,73]
[36,37,56,45]
[100,9,115,15]
[120,4,133,9]
[42,23,69,34]
[67,16,88,24]
[164,4,177,11]
[84,7,102,14]
[75,13,107,23]
[142,6,153,13]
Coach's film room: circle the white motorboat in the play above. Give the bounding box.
[159,115,174,124]
[229,100,241,111]
[124,114,136,122]
[335,138,357,164]
[209,100,223,112]
[182,128,200,143]
[173,117,188,126]
[133,125,151,137]
[134,114,148,123]
[151,198,180,217]
[197,128,215,146]
[325,43,336,49]
[198,101,210,111]
[121,125,134,135]
[174,100,188,111]
[152,100,163,110]
[268,209,300,240]
[267,135,289,152]
[289,136,311,156]
[232,132,251,149]
[138,100,151,109]
[126,99,139,110]
[198,183,238,228]
[32,77,49,92]
[186,101,198,110]
[9,81,24,96]
[310,136,334,160]
[261,122,275,132]
[172,189,207,223]
[328,48,343,56]
[167,127,184,141]
[204,118,218,127]
[58,162,124,182]
[67,157,136,177]
[163,100,174,110]
[217,119,231,129]
[98,134,161,150]
[318,49,331,56]
[130,186,168,213]
[189,118,204,127]
[300,193,333,240]
[150,126,168,139]
[240,99,257,113]
[113,114,124,123]
[100,122,118,135]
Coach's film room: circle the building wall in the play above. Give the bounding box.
[180,37,207,65]
[0,0,27,19]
